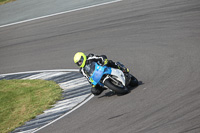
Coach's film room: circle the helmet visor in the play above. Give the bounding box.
[76,56,84,66]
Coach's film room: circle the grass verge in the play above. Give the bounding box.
[0,0,16,5]
[0,79,62,133]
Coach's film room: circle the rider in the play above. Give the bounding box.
[73,52,129,96]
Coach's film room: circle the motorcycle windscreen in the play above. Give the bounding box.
[90,64,104,85]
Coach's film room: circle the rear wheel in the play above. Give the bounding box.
[104,79,129,94]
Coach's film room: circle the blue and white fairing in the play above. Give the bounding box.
[86,62,126,87]
[89,63,111,86]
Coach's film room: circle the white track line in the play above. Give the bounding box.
[0,0,122,28]
[23,72,68,80]
[32,94,94,133]
[44,94,88,113]
[0,69,79,76]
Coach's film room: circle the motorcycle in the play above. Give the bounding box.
[85,62,139,95]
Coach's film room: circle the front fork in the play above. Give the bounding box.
[124,73,132,86]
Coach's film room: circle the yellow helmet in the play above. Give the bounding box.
[74,52,87,68]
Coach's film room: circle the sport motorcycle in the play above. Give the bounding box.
[85,62,139,95]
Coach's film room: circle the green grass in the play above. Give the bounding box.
[0,79,62,133]
[0,0,16,5]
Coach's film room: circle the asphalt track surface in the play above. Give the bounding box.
[0,0,119,26]
[0,0,200,133]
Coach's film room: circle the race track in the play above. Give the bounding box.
[0,0,200,132]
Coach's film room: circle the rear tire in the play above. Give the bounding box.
[104,79,129,95]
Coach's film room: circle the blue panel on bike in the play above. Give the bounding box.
[90,64,104,85]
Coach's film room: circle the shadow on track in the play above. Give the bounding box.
[98,81,144,98]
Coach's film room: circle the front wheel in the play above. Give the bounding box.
[104,79,129,95]
[129,75,139,87]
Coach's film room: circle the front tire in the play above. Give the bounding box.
[104,79,129,95]
[129,75,139,87]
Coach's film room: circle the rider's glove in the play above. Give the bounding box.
[97,60,107,66]
[103,59,108,66]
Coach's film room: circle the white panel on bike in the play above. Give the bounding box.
[111,68,126,86]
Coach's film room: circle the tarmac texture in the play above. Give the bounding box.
[0,0,116,26]
[0,0,200,132]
